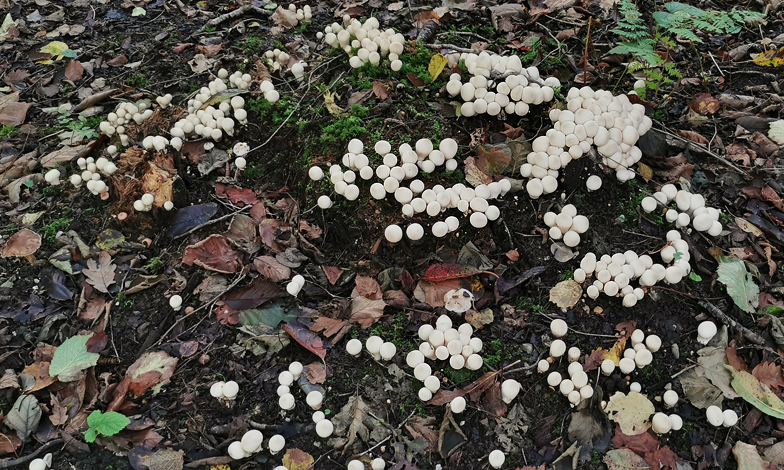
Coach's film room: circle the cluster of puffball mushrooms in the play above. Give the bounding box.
[640,184,724,236]
[537,319,596,406]
[308,137,512,240]
[45,152,119,197]
[543,204,590,248]
[264,48,309,82]
[27,453,52,470]
[99,99,160,147]
[321,15,406,72]
[444,53,560,118]
[520,86,652,199]
[572,229,693,306]
[133,192,175,212]
[275,363,336,440]
[227,429,287,460]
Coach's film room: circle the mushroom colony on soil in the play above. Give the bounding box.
[45,11,748,466]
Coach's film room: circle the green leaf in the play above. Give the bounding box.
[60,49,77,58]
[689,272,703,282]
[238,300,299,327]
[727,365,784,419]
[94,411,130,437]
[716,258,760,313]
[759,305,784,317]
[664,2,706,17]
[87,409,102,428]
[49,334,100,382]
[84,428,97,443]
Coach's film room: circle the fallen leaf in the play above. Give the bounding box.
[678,368,725,409]
[0,432,20,456]
[5,395,41,440]
[716,256,760,313]
[2,228,41,264]
[698,347,740,400]
[428,54,448,82]
[49,333,100,382]
[82,251,116,293]
[604,449,649,470]
[676,129,709,144]
[733,441,770,470]
[272,5,298,29]
[21,362,56,392]
[40,143,93,168]
[753,47,784,67]
[283,319,327,359]
[604,391,655,435]
[195,43,221,57]
[423,263,487,282]
[612,426,660,454]
[310,317,348,337]
[644,446,679,470]
[352,276,383,300]
[549,279,582,309]
[128,447,184,470]
[0,101,31,126]
[332,395,390,455]
[349,296,386,328]
[282,448,314,470]
[752,362,784,391]
[307,363,327,384]
[223,277,282,310]
[182,235,243,273]
[372,81,389,100]
[728,365,784,418]
[689,93,720,115]
[64,60,84,81]
[124,351,178,397]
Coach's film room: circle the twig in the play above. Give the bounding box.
[205,5,273,27]
[0,439,63,469]
[708,52,724,77]
[151,273,247,348]
[699,300,765,346]
[650,127,750,178]
[440,31,492,44]
[582,18,592,85]
[357,435,393,457]
[423,43,482,54]
[173,205,250,240]
[671,363,698,379]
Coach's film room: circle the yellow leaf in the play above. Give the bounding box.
[38,41,70,64]
[428,53,448,83]
[282,448,315,470]
[636,162,653,182]
[323,91,342,116]
[753,47,784,67]
[549,279,582,310]
[210,466,230,470]
[605,335,627,366]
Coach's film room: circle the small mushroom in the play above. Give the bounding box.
[289,362,303,380]
[371,458,386,470]
[723,409,738,427]
[501,379,521,404]
[706,405,724,426]
[210,382,225,398]
[222,381,239,399]
[651,412,672,434]
[169,295,182,312]
[697,321,717,345]
[450,396,466,413]
[228,441,250,459]
[489,450,505,469]
[550,319,568,338]
[306,391,324,410]
[268,434,285,454]
[316,419,334,437]
[663,390,678,408]
[240,430,264,454]
[380,342,397,361]
[600,360,615,376]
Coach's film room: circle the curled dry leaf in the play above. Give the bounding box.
[1,228,41,265]
[182,235,243,273]
[549,279,582,309]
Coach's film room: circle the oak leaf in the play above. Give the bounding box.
[81,251,116,293]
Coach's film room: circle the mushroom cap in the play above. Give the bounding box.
[277,385,290,397]
[169,295,183,308]
[210,382,225,398]
[424,375,441,393]
[241,429,264,453]
[450,354,465,370]
[537,360,550,373]
[450,396,467,413]
[385,225,403,243]
[228,441,249,459]
[559,379,574,395]
[29,459,48,470]
[634,349,653,367]
[547,372,562,387]
[550,339,566,358]
[346,338,362,356]
[2,229,42,261]
[406,350,425,368]
[550,319,568,337]
[222,381,239,398]
[501,379,521,402]
[706,405,724,426]
[380,342,397,360]
[663,390,678,406]
[466,354,483,370]
[489,450,505,469]
[428,330,445,348]
[619,358,636,374]
[698,321,717,341]
[652,412,672,434]
[316,419,334,437]
[406,223,424,241]
[317,195,332,209]
[279,393,295,410]
[580,384,594,399]
[645,335,662,352]
[723,409,738,427]
[418,324,435,341]
[306,390,324,409]
[366,336,384,354]
[371,458,386,470]
[414,363,432,381]
[312,410,325,423]
[669,414,683,431]
[601,359,615,375]
[347,138,364,154]
[268,434,285,453]
[309,166,324,181]
[418,387,433,401]
[278,371,294,386]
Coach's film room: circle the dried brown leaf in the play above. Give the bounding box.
[82,251,116,293]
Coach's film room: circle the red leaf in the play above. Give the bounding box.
[423,263,489,282]
[86,331,108,353]
[752,362,784,390]
[323,266,344,285]
[223,277,283,310]
[107,54,128,67]
[182,235,243,273]
[429,370,507,416]
[215,184,259,206]
[612,426,661,453]
[726,347,750,372]
[475,144,512,176]
[351,275,382,300]
[172,43,193,54]
[372,81,390,100]
[310,317,348,337]
[64,60,84,81]
[407,74,425,87]
[283,319,326,359]
[644,446,680,470]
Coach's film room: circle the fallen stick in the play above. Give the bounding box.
[0,439,63,469]
[699,300,765,346]
[205,5,273,28]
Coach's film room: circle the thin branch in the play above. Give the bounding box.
[699,300,765,346]
[205,5,273,27]
[423,43,482,54]
[0,439,63,469]
[173,205,251,240]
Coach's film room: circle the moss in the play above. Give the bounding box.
[40,218,72,243]
[0,126,18,138]
[126,73,150,88]
[247,95,297,126]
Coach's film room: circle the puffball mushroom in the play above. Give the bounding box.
[366,336,384,359]
[222,381,239,399]
[380,342,397,360]
[241,430,264,454]
[547,372,562,387]
[371,459,386,470]
[697,321,717,345]
[385,224,403,243]
[44,169,61,186]
[501,379,521,403]
[169,295,183,311]
[652,412,672,434]
[309,166,324,181]
[346,338,362,356]
[451,396,467,413]
[318,195,332,209]
[228,441,251,459]
[663,390,679,408]
[723,409,738,427]
[268,434,285,454]
[601,360,615,376]
[706,405,724,427]
[347,461,365,470]
[488,450,505,469]
[316,419,334,437]
[424,375,441,393]
[210,382,225,398]
[619,358,636,374]
[279,393,296,411]
[550,339,566,358]
[306,391,324,410]
[537,360,550,373]
[418,387,433,401]
[29,457,51,470]
[586,175,602,191]
[550,319,568,337]
[645,335,662,352]
[669,414,683,431]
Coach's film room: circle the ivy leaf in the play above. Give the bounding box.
[49,334,100,382]
[716,257,759,313]
[86,410,130,439]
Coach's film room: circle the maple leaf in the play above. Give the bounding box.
[82,251,116,293]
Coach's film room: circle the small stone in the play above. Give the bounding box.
[521,343,534,354]
[671,344,679,359]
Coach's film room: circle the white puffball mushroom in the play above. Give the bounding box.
[29,459,49,470]
[697,321,718,345]
[641,197,658,213]
[550,339,566,358]
[268,434,285,454]
[669,414,683,431]
[645,335,662,352]
[586,175,602,191]
[550,319,568,338]
[385,224,403,243]
[346,338,362,356]
[547,372,562,387]
[366,336,384,359]
[222,380,239,399]
[278,370,294,386]
[309,166,324,181]
[450,396,466,413]
[164,201,175,211]
[652,412,672,434]
[629,382,642,393]
[210,381,225,398]
[706,405,724,427]
[228,441,250,460]
[634,349,652,368]
[418,324,434,341]
[418,387,433,402]
[501,379,521,404]
[380,342,397,360]
[723,409,738,427]
[601,360,615,376]
[663,390,679,408]
[241,429,264,454]
[169,295,183,311]
[371,458,386,470]
[318,195,332,209]
[466,354,483,370]
[619,358,636,374]
[307,391,324,410]
[279,393,295,411]
[424,375,441,393]
[537,359,550,373]
[489,450,505,469]
[316,419,334,437]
